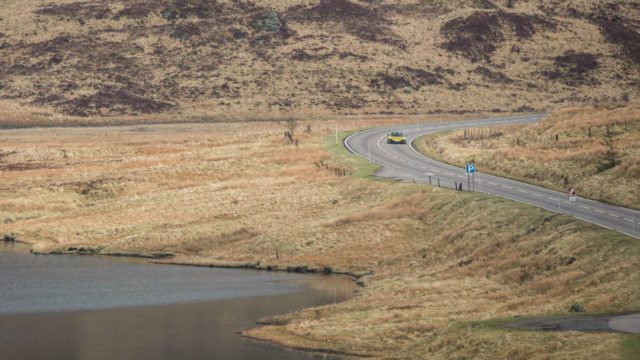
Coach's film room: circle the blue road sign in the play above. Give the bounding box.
[466,164,475,174]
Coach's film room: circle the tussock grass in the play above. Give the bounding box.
[1,117,638,359]
[415,103,640,209]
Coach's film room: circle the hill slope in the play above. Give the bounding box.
[1,0,639,123]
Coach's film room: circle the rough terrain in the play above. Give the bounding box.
[1,0,639,125]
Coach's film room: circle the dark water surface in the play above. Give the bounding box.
[0,243,355,359]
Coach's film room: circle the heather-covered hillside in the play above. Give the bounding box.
[0,0,639,122]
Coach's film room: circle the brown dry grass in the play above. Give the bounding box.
[2,117,637,358]
[414,103,640,209]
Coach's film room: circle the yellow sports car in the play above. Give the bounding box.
[387,131,407,144]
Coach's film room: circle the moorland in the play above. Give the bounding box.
[1,0,640,358]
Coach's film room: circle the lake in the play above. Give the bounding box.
[0,242,355,359]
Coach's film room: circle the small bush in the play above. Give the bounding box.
[256,11,282,32]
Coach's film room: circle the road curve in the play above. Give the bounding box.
[344,115,640,240]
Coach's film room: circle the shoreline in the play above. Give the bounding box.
[4,243,363,358]
[241,332,373,359]
[29,245,372,283]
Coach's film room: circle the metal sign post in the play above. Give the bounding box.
[466,164,475,192]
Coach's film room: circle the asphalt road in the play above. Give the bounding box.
[345,114,640,240]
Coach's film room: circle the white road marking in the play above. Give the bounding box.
[609,213,619,218]
[487,181,497,185]
[548,197,556,201]
[517,189,527,193]
[579,205,590,209]
[502,186,513,189]
[424,173,434,176]
[624,218,633,222]
[594,209,605,214]
[533,193,543,197]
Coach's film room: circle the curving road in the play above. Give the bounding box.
[345,114,640,240]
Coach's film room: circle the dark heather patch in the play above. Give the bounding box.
[433,66,456,76]
[116,0,228,19]
[170,23,201,39]
[596,19,640,64]
[370,66,443,90]
[472,66,514,84]
[34,1,113,19]
[338,51,369,62]
[289,49,335,62]
[285,0,403,47]
[541,51,599,86]
[473,0,498,9]
[370,73,411,90]
[554,51,599,74]
[56,88,175,117]
[290,0,378,20]
[440,11,556,63]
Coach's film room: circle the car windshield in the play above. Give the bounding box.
[390,132,404,137]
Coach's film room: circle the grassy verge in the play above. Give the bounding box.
[324,129,382,181]
[621,335,640,360]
